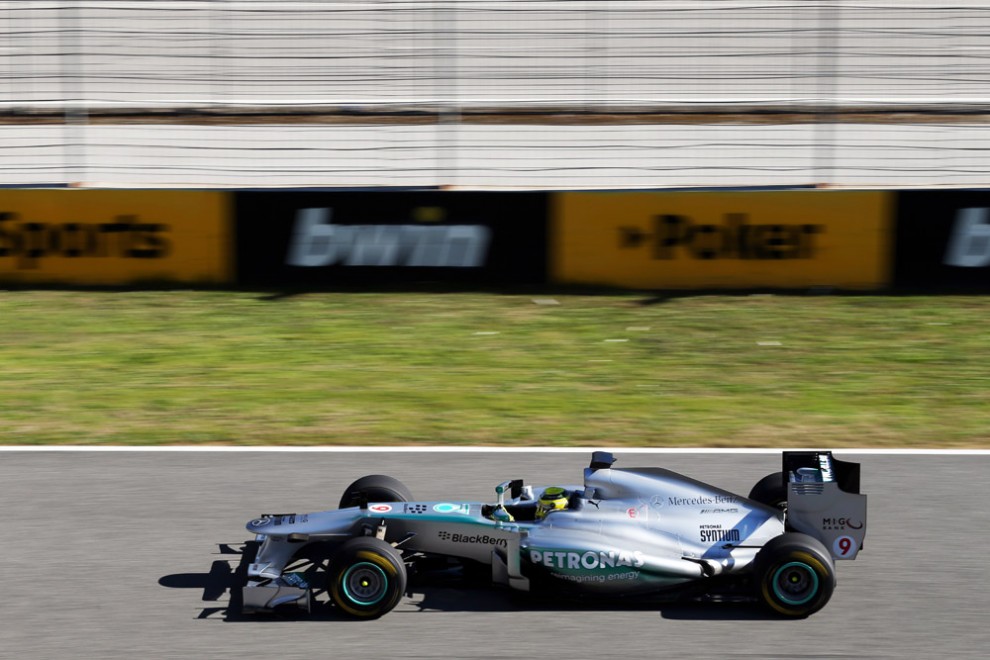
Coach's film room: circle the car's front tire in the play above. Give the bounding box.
[327,537,407,619]
[754,533,836,618]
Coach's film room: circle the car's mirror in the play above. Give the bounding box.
[495,479,526,505]
[495,480,512,507]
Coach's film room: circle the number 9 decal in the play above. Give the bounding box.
[833,535,855,557]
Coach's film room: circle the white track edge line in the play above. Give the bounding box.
[0,446,988,455]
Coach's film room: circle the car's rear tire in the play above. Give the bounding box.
[327,537,407,619]
[748,472,787,510]
[754,533,836,618]
[338,474,413,509]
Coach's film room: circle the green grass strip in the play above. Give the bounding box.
[1,290,987,448]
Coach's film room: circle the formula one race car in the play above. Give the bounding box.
[241,451,866,619]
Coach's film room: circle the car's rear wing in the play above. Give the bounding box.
[783,451,867,560]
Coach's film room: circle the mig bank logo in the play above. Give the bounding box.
[822,517,864,531]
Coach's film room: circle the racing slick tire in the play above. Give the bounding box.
[338,474,414,509]
[748,472,787,510]
[754,533,836,618]
[327,537,407,619]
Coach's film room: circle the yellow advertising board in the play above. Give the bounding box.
[0,190,232,285]
[552,191,892,290]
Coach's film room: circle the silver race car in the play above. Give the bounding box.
[242,451,866,618]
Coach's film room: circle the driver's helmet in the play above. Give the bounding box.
[536,486,570,519]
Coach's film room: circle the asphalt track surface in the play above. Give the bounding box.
[3,449,989,659]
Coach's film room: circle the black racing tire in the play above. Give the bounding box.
[338,474,413,509]
[327,537,407,619]
[748,472,787,511]
[754,533,836,618]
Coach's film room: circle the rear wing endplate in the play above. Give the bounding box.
[783,451,867,560]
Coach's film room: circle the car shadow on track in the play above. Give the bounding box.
[410,565,779,620]
[408,585,777,621]
[158,542,781,622]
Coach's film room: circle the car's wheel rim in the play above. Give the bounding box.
[342,562,388,606]
[771,561,819,606]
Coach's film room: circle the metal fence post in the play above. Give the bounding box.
[61,0,87,186]
[815,0,840,187]
[435,0,459,188]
